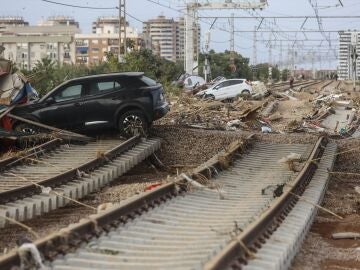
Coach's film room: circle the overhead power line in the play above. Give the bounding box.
[40,0,116,10]
[199,16,360,19]
[41,0,145,23]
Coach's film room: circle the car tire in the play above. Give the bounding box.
[241,90,251,99]
[118,110,148,138]
[204,94,215,100]
[13,122,40,135]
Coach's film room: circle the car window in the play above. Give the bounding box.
[126,77,147,89]
[220,81,232,88]
[88,80,122,95]
[232,80,243,85]
[54,84,82,102]
[214,82,224,89]
[98,81,121,91]
[141,76,157,86]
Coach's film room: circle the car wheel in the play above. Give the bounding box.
[13,123,39,135]
[118,110,148,138]
[241,90,251,99]
[204,94,215,100]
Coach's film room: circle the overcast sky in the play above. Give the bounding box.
[2,0,360,69]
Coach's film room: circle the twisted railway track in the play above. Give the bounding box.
[0,136,161,228]
[0,135,336,270]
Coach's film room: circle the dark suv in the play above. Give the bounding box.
[12,72,169,137]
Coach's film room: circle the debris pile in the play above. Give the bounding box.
[158,95,266,131]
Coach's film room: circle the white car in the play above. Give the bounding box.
[196,79,252,100]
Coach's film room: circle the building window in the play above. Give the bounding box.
[91,48,99,53]
[92,39,99,44]
[76,48,88,55]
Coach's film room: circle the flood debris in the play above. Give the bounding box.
[160,80,360,136]
[278,153,303,172]
[16,237,45,270]
[331,232,360,240]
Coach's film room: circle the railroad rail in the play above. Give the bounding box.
[0,135,161,228]
[270,80,323,92]
[0,136,336,270]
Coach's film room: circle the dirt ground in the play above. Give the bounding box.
[292,138,360,270]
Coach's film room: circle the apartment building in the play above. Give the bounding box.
[0,16,28,34]
[0,16,79,70]
[338,31,360,80]
[143,15,200,63]
[143,16,178,62]
[75,17,142,65]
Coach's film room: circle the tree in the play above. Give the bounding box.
[253,63,281,82]
[198,50,252,80]
[27,50,184,96]
[30,57,57,95]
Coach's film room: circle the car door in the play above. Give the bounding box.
[216,81,232,99]
[37,82,86,128]
[80,78,126,126]
[228,80,244,97]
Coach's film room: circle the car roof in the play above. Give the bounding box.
[68,72,144,82]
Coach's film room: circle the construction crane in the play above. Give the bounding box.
[185,0,268,75]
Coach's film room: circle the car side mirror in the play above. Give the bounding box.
[46,96,55,105]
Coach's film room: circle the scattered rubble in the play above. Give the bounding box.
[160,80,359,137]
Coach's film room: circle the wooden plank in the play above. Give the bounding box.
[0,105,15,120]
[7,113,93,142]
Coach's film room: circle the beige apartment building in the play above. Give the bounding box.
[75,17,143,66]
[0,16,78,70]
[143,15,200,63]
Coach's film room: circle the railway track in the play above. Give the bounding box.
[0,136,336,270]
[270,80,323,92]
[0,136,161,228]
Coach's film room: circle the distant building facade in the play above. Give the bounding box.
[338,31,360,80]
[0,16,29,34]
[143,15,200,63]
[0,16,79,70]
[75,17,143,66]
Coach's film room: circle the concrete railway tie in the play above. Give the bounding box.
[0,138,161,228]
[242,143,337,270]
[48,143,314,270]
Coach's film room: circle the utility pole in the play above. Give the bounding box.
[229,13,235,74]
[204,31,210,82]
[118,0,126,62]
[184,0,267,75]
[279,40,283,70]
[185,3,195,74]
[312,51,315,79]
[351,32,358,91]
[268,33,272,83]
[252,25,257,80]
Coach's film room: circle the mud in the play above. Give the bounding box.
[292,138,360,270]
